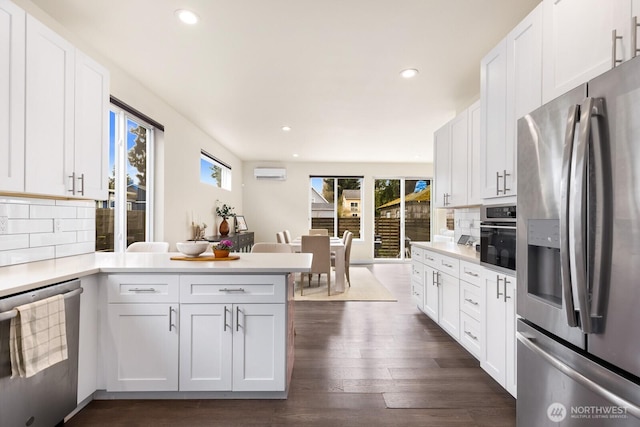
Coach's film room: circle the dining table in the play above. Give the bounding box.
[289,236,346,293]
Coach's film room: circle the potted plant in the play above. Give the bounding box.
[215,204,235,236]
[213,239,233,258]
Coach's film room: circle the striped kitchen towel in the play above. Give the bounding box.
[9,294,68,378]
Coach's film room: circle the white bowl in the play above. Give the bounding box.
[176,241,209,257]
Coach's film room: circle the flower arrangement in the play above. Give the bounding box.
[215,204,235,219]
[215,240,234,250]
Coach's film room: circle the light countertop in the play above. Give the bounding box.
[411,241,480,263]
[0,252,313,298]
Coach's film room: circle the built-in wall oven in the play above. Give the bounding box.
[480,204,516,274]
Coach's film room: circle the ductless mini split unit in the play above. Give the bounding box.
[254,167,287,180]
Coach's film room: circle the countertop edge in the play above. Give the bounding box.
[411,241,480,264]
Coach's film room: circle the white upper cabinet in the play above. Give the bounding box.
[0,0,25,192]
[466,100,482,206]
[542,0,618,103]
[480,39,509,200]
[614,0,640,62]
[25,14,76,197]
[74,50,109,200]
[433,122,451,208]
[7,9,109,199]
[449,110,469,207]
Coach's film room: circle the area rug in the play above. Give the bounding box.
[294,267,397,302]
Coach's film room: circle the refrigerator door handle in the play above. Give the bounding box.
[587,98,610,329]
[517,332,640,419]
[560,103,580,327]
[572,98,594,333]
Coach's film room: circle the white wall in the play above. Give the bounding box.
[243,161,433,263]
[15,0,244,250]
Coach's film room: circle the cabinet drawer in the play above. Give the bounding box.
[411,261,424,284]
[106,274,179,303]
[423,250,439,268]
[410,246,424,263]
[180,274,286,303]
[460,312,482,360]
[411,279,424,310]
[460,281,482,321]
[437,254,459,278]
[459,260,483,287]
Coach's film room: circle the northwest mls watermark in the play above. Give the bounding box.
[547,402,629,423]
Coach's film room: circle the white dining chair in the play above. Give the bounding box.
[283,230,292,243]
[308,229,328,236]
[301,235,331,295]
[126,241,170,252]
[276,232,286,243]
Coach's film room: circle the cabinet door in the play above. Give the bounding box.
[480,39,508,199]
[433,122,451,208]
[466,100,482,206]
[74,50,109,200]
[542,0,617,103]
[449,110,468,207]
[25,14,75,197]
[504,276,517,397]
[179,304,232,391]
[423,265,439,321]
[438,272,460,340]
[506,3,543,199]
[232,304,286,392]
[482,273,507,387]
[0,0,25,192]
[106,303,179,391]
[614,0,640,62]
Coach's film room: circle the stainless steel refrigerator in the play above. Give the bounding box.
[516,56,640,426]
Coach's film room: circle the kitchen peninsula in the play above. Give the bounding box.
[0,252,312,409]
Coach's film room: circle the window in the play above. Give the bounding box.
[200,150,232,191]
[96,100,161,252]
[310,176,363,238]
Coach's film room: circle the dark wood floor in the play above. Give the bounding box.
[66,264,515,426]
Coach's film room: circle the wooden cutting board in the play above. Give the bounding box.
[170,255,240,261]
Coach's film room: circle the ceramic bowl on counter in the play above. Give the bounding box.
[176,241,210,257]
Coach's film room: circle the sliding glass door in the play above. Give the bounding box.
[374,178,431,259]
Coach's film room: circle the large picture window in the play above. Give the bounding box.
[310,176,363,238]
[96,102,159,252]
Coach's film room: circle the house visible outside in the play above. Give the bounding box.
[341,189,361,217]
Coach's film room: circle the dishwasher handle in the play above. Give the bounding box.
[0,287,84,322]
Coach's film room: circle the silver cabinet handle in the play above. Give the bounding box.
[496,275,503,299]
[633,16,640,58]
[503,277,511,302]
[78,173,85,196]
[612,29,623,68]
[219,288,246,293]
[169,306,176,331]
[442,263,453,268]
[464,330,478,341]
[464,298,479,306]
[496,171,502,195]
[503,169,510,193]
[436,271,441,287]
[464,270,479,277]
[236,306,241,332]
[223,306,230,331]
[130,287,156,293]
[425,256,434,261]
[68,172,76,194]
[432,270,437,287]
[517,332,640,419]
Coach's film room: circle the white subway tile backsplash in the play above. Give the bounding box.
[0,196,95,266]
[0,234,29,251]
[0,246,55,267]
[8,219,53,234]
[56,242,95,258]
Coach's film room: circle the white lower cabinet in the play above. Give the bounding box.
[438,271,460,340]
[103,273,290,395]
[77,274,99,404]
[482,270,517,397]
[106,303,179,391]
[179,303,286,392]
[422,251,460,340]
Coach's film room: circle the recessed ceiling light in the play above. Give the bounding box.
[293,153,299,158]
[175,9,199,25]
[281,126,291,132]
[400,68,419,79]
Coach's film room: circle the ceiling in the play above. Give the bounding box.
[30,0,540,164]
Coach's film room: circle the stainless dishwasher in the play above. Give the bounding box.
[0,279,82,427]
